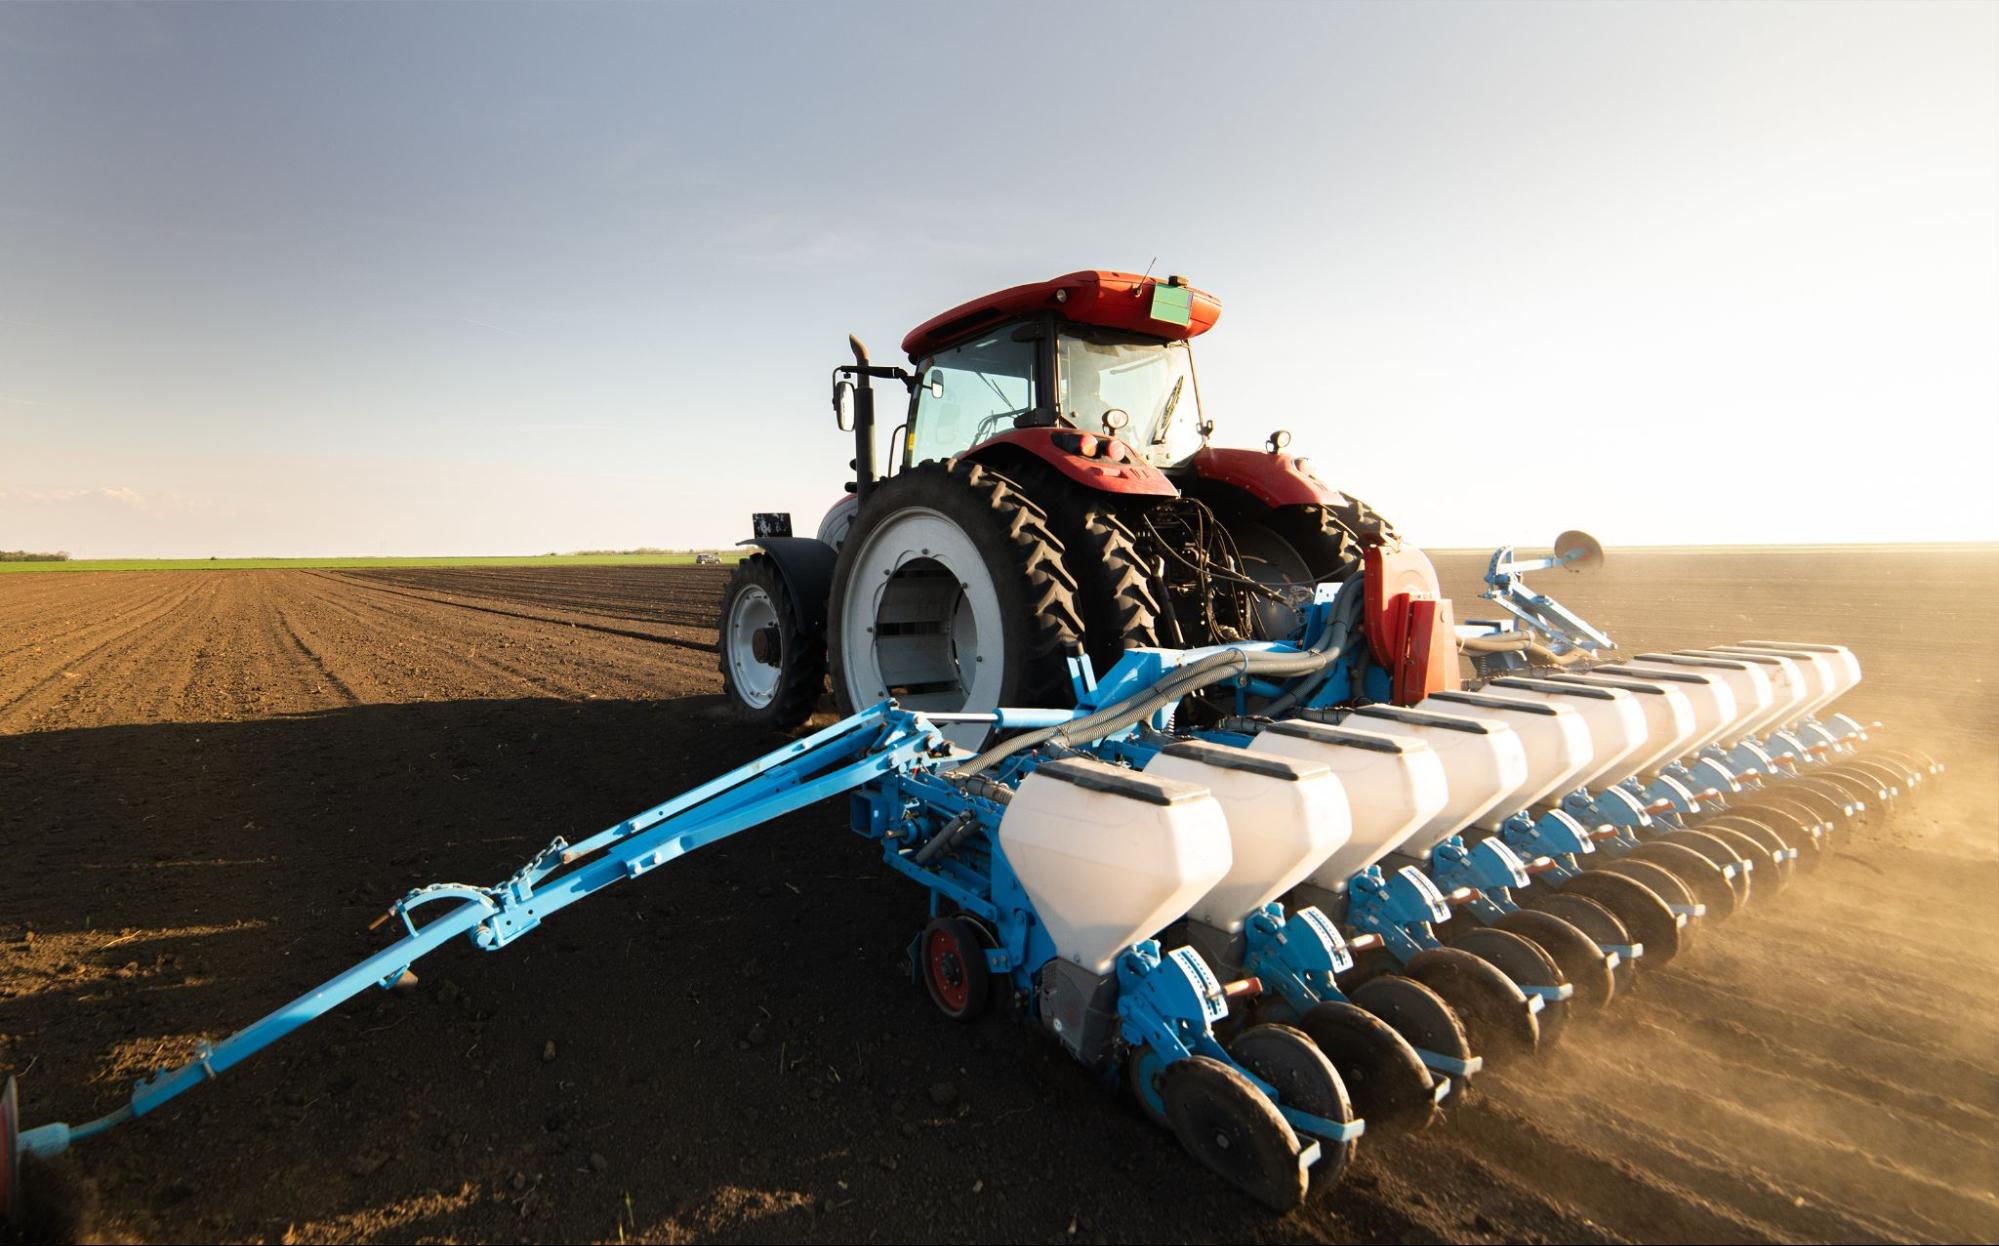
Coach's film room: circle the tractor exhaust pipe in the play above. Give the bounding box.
[849,334,878,505]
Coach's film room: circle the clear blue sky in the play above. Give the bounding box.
[3,1,1994,557]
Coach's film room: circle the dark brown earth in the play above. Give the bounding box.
[2,548,1995,1244]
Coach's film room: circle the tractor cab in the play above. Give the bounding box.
[904,318,1205,470]
[890,270,1221,474]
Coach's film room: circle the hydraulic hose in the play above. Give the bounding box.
[954,576,1367,777]
[1460,631,1594,666]
[1460,633,1533,653]
[1259,576,1367,717]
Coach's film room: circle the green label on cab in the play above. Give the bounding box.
[1149,282,1192,327]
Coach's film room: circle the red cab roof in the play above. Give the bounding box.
[900,270,1222,360]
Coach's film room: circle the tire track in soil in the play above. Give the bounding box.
[270,597,363,706]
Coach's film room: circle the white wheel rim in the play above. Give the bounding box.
[725,584,782,708]
[838,508,1006,722]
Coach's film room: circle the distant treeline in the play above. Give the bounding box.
[564,547,713,556]
[0,550,70,562]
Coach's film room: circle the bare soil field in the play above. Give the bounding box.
[2,548,1995,1245]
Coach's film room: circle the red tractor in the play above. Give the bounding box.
[717,270,1450,733]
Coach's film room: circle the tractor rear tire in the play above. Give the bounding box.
[1229,504,1367,641]
[827,460,1085,728]
[969,457,1161,679]
[717,554,826,731]
[1067,505,1163,677]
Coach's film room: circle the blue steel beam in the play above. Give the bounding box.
[19,702,948,1160]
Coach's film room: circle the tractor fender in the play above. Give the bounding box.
[1188,447,1347,508]
[738,536,838,636]
[963,428,1179,498]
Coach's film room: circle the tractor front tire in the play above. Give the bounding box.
[718,554,826,731]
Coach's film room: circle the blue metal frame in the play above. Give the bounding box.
[20,703,949,1159]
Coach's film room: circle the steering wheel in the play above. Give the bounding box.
[973,409,1030,443]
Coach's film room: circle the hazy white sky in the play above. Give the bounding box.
[2,1,1995,558]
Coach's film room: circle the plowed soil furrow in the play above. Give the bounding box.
[1517,1038,1997,1238]
[1615,1009,1999,1139]
[0,548,1994,1246]
[1465,1088,1931,1244]
[342,565,731,630]
[295,576,574,703]
[5,572,210,651]
[328,569,720,651]
[0,575,214,731]
[0,573,177,681]
[302,571,713,701]
[312,576,720,694]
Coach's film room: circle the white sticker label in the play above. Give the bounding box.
[1296,906,1352,973]
[1397,866,1452,924]
[1168,946,1229,1024]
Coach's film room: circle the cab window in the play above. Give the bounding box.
[908,332,1037,466]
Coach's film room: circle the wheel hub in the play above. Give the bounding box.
[925,929,971,1010]
[837,507,1007,745]
[723,585,783,708]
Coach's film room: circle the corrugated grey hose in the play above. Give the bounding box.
[1459,632,1593,666]
[1261,576,1366,718]
[953,576,1367,778]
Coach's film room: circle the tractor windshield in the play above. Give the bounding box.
[1057,329,1202,464]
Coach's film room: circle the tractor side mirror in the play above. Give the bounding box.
[833,378,856,432]
[928,370,944,400]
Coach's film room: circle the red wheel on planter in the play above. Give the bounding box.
[921,916,991,1021]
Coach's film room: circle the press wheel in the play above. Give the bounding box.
[1728,798,1826,870]
[1346,974,1476,1086]
[1296,1000,1437,1129]
[1160,1055,1310,1212]
[1628,840,1738,922]
[1495,909,1614,1010]
[1520,889,1639,992]
[1561,867,1684,966]
[1125,1043,1173,1129]
[1230,1023,1358,1193]
[1452,926,1571,1049]
[1404,946,1538,1059]
[1702,816,1794,891]
[1660,829,1753,908]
